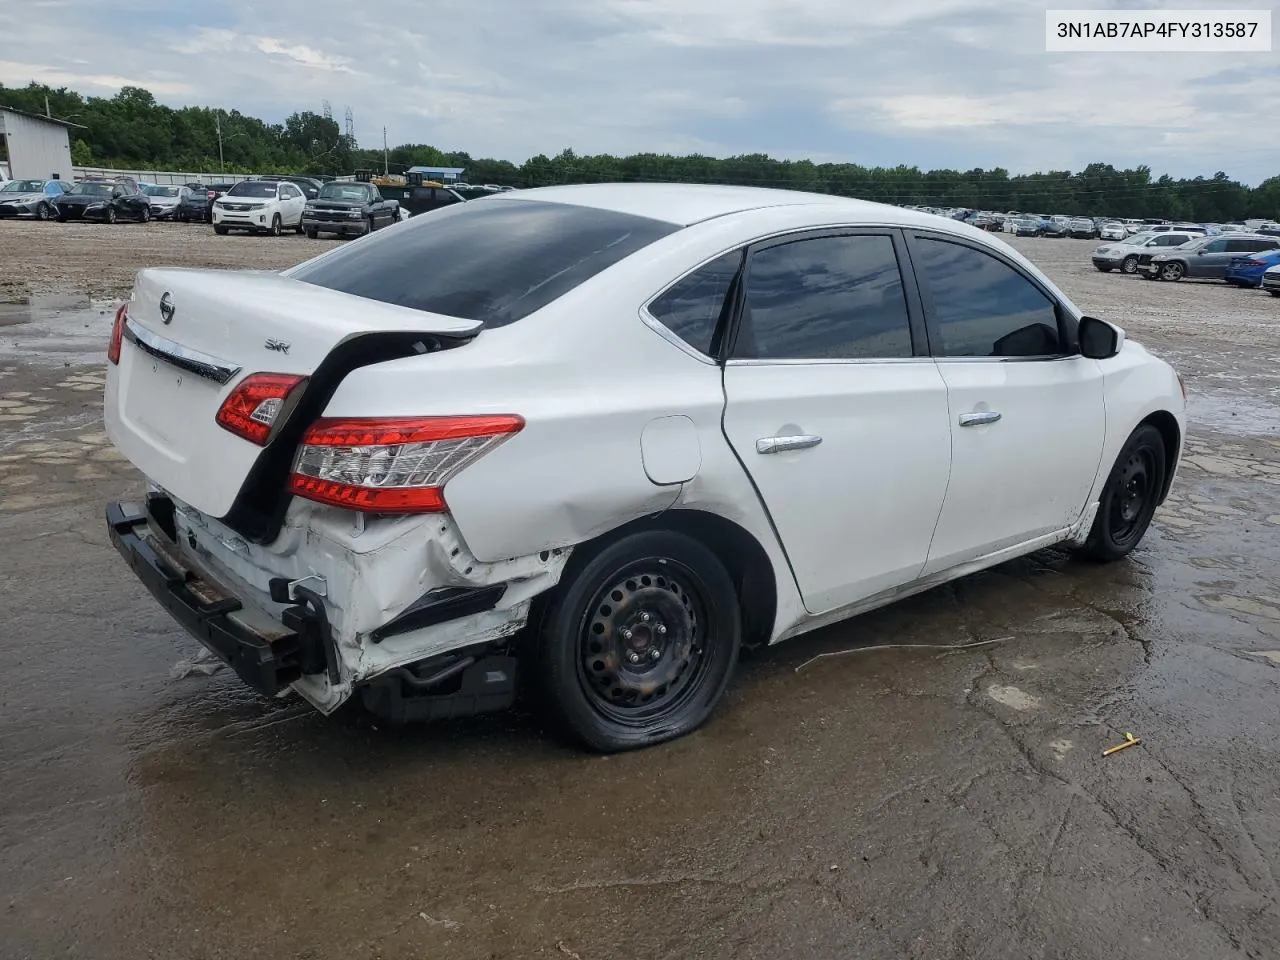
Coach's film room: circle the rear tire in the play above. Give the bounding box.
[1079,425,1167,562]
[533,529,741,752]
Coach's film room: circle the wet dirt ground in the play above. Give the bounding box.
[2,219,1280,959]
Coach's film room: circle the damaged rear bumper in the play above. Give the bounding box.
[108,500,311,697]
[107,494,569,719]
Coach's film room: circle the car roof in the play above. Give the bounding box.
[488,182,960,229]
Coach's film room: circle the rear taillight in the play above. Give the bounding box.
[215,373,308,445]
[1241,260,1266,267]
[288,415,524,513]
[1177,372,1187,403]
[107,302,128,365]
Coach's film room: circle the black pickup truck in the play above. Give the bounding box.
[301,181,400,238]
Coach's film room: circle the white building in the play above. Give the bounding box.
[0,108,80,181]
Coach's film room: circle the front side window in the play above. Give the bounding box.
[648,251,741,356]
[912,237,1063,358]
[288,199,678,328]
[735,234,913,360]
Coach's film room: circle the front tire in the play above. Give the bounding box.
[1121,254,1138,274]
[35,202,50,221]
[269,214,282,237]
[105,206,117,225]
[1080,425,1167,562]
[213,223,228,235]
[534,529,741,752]
[305,227,318,239]
[1160,261,1184,281]
[1095,265,1112,273]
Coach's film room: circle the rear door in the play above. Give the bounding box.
[904,232,1105,574]
[720,230,952,615]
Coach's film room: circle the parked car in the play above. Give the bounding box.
[102,184,1186,751]
[1225,248,1280,287]
[302,180,399,238]
[176,182,228,223]
[142,184,188,220]
[1139,233,1280,281]
[0,178,70,220]
[256,174,323,201]
[212,179,306,235]
[376,182,467,218]
[1262,264,1280,296]
[1122,219,1145,235]
[1091,231,1200,273]
[1011,216,1042,236]
[1067,217,1097,239]
[1039,216,1069,238]
[1099,221,1128,241]
[1149,223,1207,236]
[55,178,150,223]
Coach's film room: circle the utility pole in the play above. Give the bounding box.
[383,126,388,176]
[44,95,50,118]
[216,114,224,173]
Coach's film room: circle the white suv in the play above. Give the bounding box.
[213,179,306,236]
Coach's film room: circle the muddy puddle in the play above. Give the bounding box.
[0,293,118,367]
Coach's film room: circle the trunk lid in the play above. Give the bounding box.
[105,267,481,519]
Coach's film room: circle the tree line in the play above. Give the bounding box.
[2,81,1278,223]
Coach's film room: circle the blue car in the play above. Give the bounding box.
[1225,248,1280,287]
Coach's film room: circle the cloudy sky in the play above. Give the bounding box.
[3,0,1279,182]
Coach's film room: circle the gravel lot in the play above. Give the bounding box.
[2,218,1280,960]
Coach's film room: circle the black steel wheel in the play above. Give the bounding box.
[534,529,740,752]
[1080,424,1167,562]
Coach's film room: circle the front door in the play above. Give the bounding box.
[1191,237,1233,278]
[904,232,1106,574]
[720,230,953,615]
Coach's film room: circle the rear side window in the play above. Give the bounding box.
[289,199,679,328]
[648,251,741,356]
[912,237,1062,358]
[735,234,913,360]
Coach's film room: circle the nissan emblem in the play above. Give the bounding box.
[159,291,175,324]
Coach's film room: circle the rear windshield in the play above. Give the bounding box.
[288,199,679,328]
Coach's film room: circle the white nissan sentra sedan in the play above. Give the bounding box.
[104,183,1186,752]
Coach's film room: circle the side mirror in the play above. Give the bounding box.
[1080,316,1122,360]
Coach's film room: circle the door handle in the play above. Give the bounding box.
[958,411,1002,427]
[756,435,823,454]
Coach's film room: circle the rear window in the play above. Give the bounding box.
[288,199,679,328]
